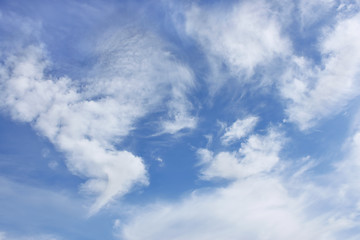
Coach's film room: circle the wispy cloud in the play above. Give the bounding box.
[221,116,258,145]
[280,9,360,130]
[120,176,328,240]
[119,120,360,239]
[184,0,290,92]
[298,0,336,28]
[119,126,336,240]
[2,0,360,239]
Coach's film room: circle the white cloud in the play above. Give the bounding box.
[0,44,147,214]
[0,23,197,213]
[91,28,197,136]
[119,127,301,240]
[118,123,360,240]
[333,122,360,206]
[120,176,331,240]
[199,128,283,180]
[155,157,164,167]
[221,115,258,145]
[184,0,290,91]
[161,105,197,135]
[280,12,360,130]
[160,63,197,134]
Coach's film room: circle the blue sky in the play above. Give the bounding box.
[1,0,360,239]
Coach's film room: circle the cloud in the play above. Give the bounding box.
[2,1,360,238]
[221,115,258,145]
[298,0,336,28]
[159,65,197,134]
[184,0,290,91]
[119,127,338,240]
[118,122,360,239]
[161,99,197,135]
[280,11,360,130]
[333,121,360,210]
[0,44,148,214]
[120,175,333,240]
[198,127,283,180]
[90,27,197,135]
[0,18,197,213]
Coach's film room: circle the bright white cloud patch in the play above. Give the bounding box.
[221,115,258,144]
[199,128,283,180]
[185,0,289,87]
[281,11,360,130]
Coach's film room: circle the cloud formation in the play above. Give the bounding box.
[184,0,290,91]
[1,0,360,239]
[0,20,197,213]
[221,115,258,145]
[119,127,335,240]
[120,121,360,239]
[121,177,328,240]
[199,128,283,180]
[281,10,360,130]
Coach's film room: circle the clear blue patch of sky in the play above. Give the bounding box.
[0,115,82,191]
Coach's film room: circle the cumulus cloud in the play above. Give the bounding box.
[221,115,258,145]
[280,11,360,130]
[0,20,197,213]
[199,127,283,180]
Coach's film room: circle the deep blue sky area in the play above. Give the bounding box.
[1,0,360,239]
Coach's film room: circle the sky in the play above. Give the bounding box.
[1,0,360,239]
